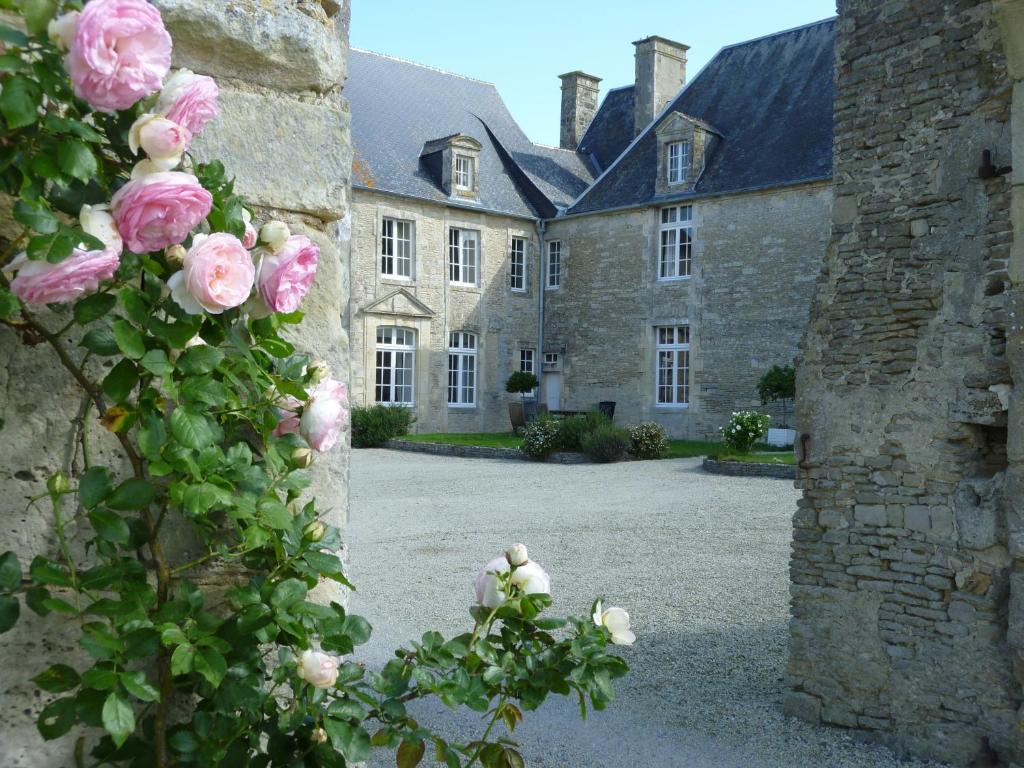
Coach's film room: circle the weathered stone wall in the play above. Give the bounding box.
[0,2,352,765]
[349,190,540,433]
[543,182,830,438]
[788,1,1022,764]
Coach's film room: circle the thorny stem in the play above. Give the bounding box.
[465,696,507,767]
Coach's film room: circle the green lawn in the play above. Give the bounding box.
[399,432,795,463]
[707,451,797,465]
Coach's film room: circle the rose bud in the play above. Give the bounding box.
[292,447,314,469]
[48,472,69,495]
[592,601,636,646]
[311,727,328,744]
[303,520,326,542]
[165,244,187,266]
[505,543,529,567]
[307,360,330,384]
[128,113,190,169]
[260,220,291,253]
[48,11,80,50]
[297,650,339,689]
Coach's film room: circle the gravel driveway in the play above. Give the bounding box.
[348,450,947,768]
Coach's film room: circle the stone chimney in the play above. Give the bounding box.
[633,36,689,136]
[559,71,602,150]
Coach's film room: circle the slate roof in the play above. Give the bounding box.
[569,18,836,215]
[347,49,596,219]
[578,85,636,172]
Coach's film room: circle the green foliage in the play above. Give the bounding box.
[628,422,669,459]
[351,404,414,447]
[519,417,560,460]
[504,371,538,395]
[720,410,772,454]
[554,411,611,452]
[757,364,796,428]
[580,424,630,463]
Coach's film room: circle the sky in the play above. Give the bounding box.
[350,0,838,147]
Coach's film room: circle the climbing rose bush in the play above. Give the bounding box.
[720,410,772,454]
[0,2,632,766]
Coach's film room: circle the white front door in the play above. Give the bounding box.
[545,373,562,411]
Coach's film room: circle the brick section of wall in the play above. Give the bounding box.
[788,1,1020,764]
[543,183,830,439]
[349,191,541,434]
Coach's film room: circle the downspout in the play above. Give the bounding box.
[536,218,547,399]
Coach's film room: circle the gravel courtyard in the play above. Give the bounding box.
[349,450,946,768]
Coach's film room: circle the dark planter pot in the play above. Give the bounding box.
[509,401,526,434]
[523,400,538,422]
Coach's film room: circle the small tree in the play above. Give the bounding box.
[757,364,796,428]
[506,371,539,403]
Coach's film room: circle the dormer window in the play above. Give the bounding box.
[455,155,474,191]
[667,141,690,185]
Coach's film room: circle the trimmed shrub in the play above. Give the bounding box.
[720,410,771,454]
[520,418,560,461]
[629,422,669,459]
[581,424,630,463]
[351,405,414,448]
[506,371,539,396]
[555,410,611,451]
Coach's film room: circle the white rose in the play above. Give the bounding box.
[48,11,79,50]
[297,649,339,688]
[505,543,529,567]
[592,601,636,646]
[474,555,551,608]
[260,220,291,253]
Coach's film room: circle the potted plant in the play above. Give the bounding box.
[757,364,797,447]
[506,371,540,431]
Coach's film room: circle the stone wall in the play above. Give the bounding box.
[349,189,540,434]
[0,2,352,765]
[543,182,830,438]
[787,1,1023,764]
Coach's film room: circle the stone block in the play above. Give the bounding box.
[191,88,352,220]
[783,691,821,723]
[904,505,931,532]
[855,504,888,526]
[152,0,346,92]
[995,1,1024,80]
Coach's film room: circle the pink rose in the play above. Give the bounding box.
[168,233,255,315]
[273,396,303,438]
[67,0,171,112]
[242,209,258,249]
[156,69,219,137]
[129,114,190,168]
[111,171,212,253]
[299,378,349,453]
[10,205,122,306]
[256,235,320,314]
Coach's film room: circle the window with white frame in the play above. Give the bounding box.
[543,352,560,370]
[448,331,477,406]
[454,155,474,191]
[667,141,690,185]
[375,327,415,406]
[448,228,479,285]
[546,240,562,289]
[380,218,413,278]
[510,237,526,292]
[659,205,693,280]
[656,325,690,406]
[520,348,536,398]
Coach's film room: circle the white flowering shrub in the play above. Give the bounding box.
[520,418,560,460]
[720,410,771,454]
[628,422,669,459]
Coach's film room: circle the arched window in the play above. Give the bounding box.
[447,331,477,407]
[375,327,415,406]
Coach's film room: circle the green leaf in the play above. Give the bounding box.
[74,294,117,325]
[37,696,76,740]
[0,25,29,46]
[80,666,119,690]
[170,644,195,676]
[120,671,160,702]
[324,719,372,763]
[14,199,59,235]
[58,140,99,183]
[269,579,307,610]
[81,327,120,356]
[25,586,51,616]
[170,408,215,450]
[179,376,228,406]
[79,467,112,509]
[29,556,72,587]
[0,75,41,129]
[140,349,173,377]
[0,550,21,590]
[106,479,156,511]
[33,664,80,693]
[27,230,77,263]
[0,594,18,633]
[102,359,139,403]
[169,729,200,754]
[176,345,224,375]
[88,508,130,544]
[138,414,166,462]
[0,54,28,74]
[194,647,226,688]
[23,0,58,34]
[257,498,292,530]
[102,691,135,748]
[149,317,202,348]
[397,740,426,768]
[112,319,146,360]
[341,615,372,646]
[0,288,20,319]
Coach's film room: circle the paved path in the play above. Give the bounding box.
[348,450,946,768]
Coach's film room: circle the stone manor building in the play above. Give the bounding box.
[346,19,835,437]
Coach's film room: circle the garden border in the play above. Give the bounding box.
[702,457,796,480]
[381,440,596,463]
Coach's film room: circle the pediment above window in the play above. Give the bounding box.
[360,288,435,319]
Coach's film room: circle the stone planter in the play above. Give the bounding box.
[702,457,796,480]
[766,427,797,447]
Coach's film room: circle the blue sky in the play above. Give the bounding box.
[350,1,837,147]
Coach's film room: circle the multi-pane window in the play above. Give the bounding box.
[667,141,690,185]
[375,327,415,406]
[520,349,535,375]
[448,331,477,407]
[380,218,413,278]
[448,228,479,285]
[454,155,474,191]
[510,237,526,292]
[546,240,562,289]
[659,205,693,280]
[656,325,690,406]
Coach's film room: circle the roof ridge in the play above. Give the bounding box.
[350,47,496,87]
[717,16,837,54]
[530,142,582,154]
